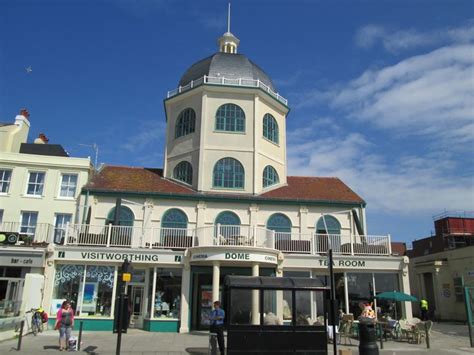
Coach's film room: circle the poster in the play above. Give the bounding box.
[81,282,98,313]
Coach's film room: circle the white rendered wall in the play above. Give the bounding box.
[0,152,91,228]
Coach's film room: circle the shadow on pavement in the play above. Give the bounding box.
[185,347,209,354]
[82,345,98,354]
[43,345,61,350]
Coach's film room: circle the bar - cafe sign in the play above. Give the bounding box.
[191,251,278,264]
[54,250,183,264]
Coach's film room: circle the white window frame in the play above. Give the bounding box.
[26,171,45,197]
[0,169,12,194]
[58,173,78,198]
[54,213,72,244]
[20,211,38,236]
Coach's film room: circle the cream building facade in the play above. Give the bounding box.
[0,110,91,320]
[39,27,412,333]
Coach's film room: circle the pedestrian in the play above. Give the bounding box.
[420,298,429,321]
[55,300,74,351]
[210,301,225,354]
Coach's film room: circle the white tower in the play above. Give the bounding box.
[164,5,289,195]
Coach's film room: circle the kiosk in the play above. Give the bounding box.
[225,276,329,354]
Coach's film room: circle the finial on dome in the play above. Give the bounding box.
[217,2,239,54]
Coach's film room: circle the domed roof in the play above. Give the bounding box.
[179,52,277,92]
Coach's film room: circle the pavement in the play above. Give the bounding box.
[0,322,472,354]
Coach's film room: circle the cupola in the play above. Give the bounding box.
[217,3,240,54]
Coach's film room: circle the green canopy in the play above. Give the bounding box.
[376,291,418,302]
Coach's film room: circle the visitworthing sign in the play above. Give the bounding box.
[191,251,278,264]
[54,249,183,264]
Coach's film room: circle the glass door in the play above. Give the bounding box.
[128,285,145,328]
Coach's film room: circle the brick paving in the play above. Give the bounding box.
[0,322,472,354]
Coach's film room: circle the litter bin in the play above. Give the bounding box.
[359,321,379,355]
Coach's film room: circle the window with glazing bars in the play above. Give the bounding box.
[263,113,279,144]
[267,213,292,242]
[173,161,193,185]
[215,104,245,132]
[27,172,45,196]
[0,169,12,193]
[213,158,244,188]
[60,174,78,197]
[175,108,196,138]
[20,211,38,236]
[263,165,279,188]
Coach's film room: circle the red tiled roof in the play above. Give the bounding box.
[84,165,365,204]
[390,242,407,256]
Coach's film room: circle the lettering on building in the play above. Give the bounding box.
[225,252,250,260]
[318,259,366,268]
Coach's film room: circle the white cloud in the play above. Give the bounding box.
[355,21,474,52]
[121,119,165,153]
[287,130,474,214]
[298,45,474,150]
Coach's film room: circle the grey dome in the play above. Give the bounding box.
[179,52,277,92]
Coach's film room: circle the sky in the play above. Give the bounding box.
[1,0,473,245]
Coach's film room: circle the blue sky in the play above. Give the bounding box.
[1,0,473,244]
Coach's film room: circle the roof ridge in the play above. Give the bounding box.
[287,175,340,180]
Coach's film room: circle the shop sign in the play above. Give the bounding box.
[317,258,367,268]
[191,251,278,264]
[55,250,182,264]
[0,253,44,267]
[468,270,474,278]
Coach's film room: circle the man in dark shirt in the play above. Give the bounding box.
[210,301,225,354]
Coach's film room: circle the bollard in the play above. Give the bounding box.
[17,320,24,351]
[424,322,430,349]
[378,323,384,349]
[359,321,379,355]
[78,321,84,351]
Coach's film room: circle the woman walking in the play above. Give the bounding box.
[55,300,74,351]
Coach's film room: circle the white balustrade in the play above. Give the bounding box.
[0,221,392,256]
[166,75,288,105]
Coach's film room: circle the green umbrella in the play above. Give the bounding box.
[375,291,418,319]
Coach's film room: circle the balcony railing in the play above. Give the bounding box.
[167,75,289,106]
[1,222,393,256]
[0,222,59,244]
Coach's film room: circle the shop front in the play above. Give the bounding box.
[0,247,45,318]
[48,247,185,331]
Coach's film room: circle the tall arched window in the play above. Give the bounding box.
[105,206,134,226]
[215,211,241,240]
[213,158,244,189]
[161,209,188,229]
[215,104,245,132]
[175,108,196,138]
[316,215,341,235]
[105,206,134,246]
[263,166,279,188]
[173,161,193,185]
[267,213,291,242]
[263,113,279,144]
[161,209,188,245]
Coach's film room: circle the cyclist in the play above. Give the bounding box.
[55,301,74,351]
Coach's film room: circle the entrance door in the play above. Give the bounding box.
[0,279,23,317]
[128,285,145,328]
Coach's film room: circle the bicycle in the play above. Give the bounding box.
[25,308,44,335]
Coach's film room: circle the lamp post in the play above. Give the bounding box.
[114,259,132,355]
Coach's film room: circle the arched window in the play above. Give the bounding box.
[215,211,241,240]
[267,213,292,242]
[173,161,193,185]
[161,209,188,245]
[263,166,279,188]
[175,108,196,138]
[263,113,279,144]
[161,209,188,229]
[215,104,245,132]
[316,215,341,235]
[213,158,244,189]
[105,206,134,226]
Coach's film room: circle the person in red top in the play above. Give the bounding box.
[55,300,74,351]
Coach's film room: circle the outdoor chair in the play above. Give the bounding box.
[395,319,412,341]
[412,320,432,344]
[338,320,353,345]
